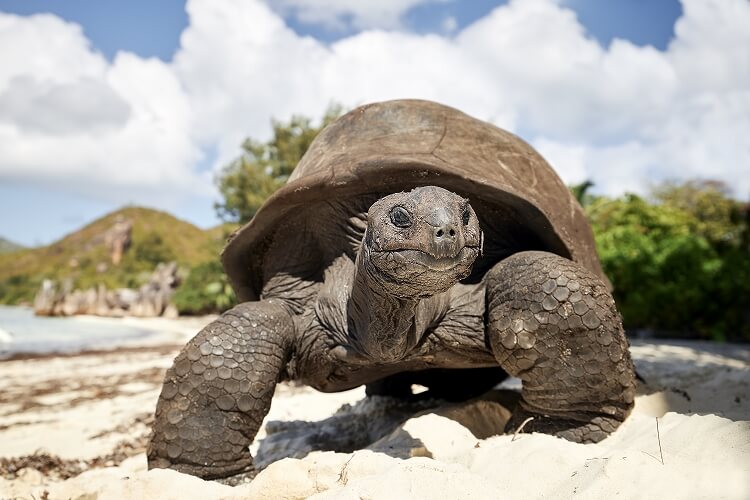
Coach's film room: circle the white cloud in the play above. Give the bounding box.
[0,12,208,208]
[0,76,131,135]
[1,0,749,233]
[172,0,750,197]
[533,139,588,186]
[0,13,106,87]
[173,0,331,168]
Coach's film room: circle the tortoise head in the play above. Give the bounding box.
[363,186,482,298]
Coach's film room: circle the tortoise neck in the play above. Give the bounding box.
[347,243,423,362]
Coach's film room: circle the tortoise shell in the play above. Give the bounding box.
[222,99,605,302]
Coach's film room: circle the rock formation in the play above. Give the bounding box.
[103,216,133,266]
[32,262,180,318]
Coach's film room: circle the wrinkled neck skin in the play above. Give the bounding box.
[347,241,441,363]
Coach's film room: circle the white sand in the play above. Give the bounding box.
[1,329,748,500]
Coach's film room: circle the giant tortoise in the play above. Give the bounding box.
[148,99,636,481]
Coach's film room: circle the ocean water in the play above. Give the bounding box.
[0,305,156,358]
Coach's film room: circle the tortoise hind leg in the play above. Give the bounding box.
[148,301,294,481]
[485,251,636,443]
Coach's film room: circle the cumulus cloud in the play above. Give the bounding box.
[173,0,331,168]
[0,0,748,229]
[0,12,207,208]
[171,0,750,198]
[527,0,750,196]
[0,76,131,135]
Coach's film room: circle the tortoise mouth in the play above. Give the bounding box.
[372,246,480,272]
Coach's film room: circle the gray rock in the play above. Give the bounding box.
[32,262,181,318]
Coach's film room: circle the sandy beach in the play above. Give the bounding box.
[0,315,748,499]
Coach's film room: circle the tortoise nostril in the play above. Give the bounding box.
[434,225,457,242]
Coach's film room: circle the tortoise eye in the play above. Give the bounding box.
[389,206,412,228]
[462,208,471,225]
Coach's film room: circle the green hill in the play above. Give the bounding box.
[0,207,236,305]
[0,237,24,254]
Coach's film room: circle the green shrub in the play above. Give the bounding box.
[173,260,236,315]
[132,232,175,267]
[587,188,749,341]
[0,274,40,305]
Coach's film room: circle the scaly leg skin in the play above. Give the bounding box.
[486,251,636,443]
[147,301,294,482]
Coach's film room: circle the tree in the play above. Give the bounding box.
[215,104,344,223]
[172,260,235,315]
[587,183,749,341]
[131,232,175,267]
[652,180,745,247]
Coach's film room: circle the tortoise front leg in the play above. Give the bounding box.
[486,251,636,443]
[147,301,294,481]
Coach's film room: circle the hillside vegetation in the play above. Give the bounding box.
[0,207,233,305]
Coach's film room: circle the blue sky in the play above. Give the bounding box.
[0,0,681,60]
[1,0,747,247]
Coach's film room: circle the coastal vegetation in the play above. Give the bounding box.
[579,180,749,341]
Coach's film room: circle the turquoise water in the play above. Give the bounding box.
[0,305,155,358]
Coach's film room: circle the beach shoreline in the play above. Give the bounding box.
[0,305,215,359]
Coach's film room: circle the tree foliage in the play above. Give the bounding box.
[652,180,746,246]
[0,273,39,305]
[131,232,176,268]
[172,260,235,315]
[215,104,343,223]
[587,182,749,341]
